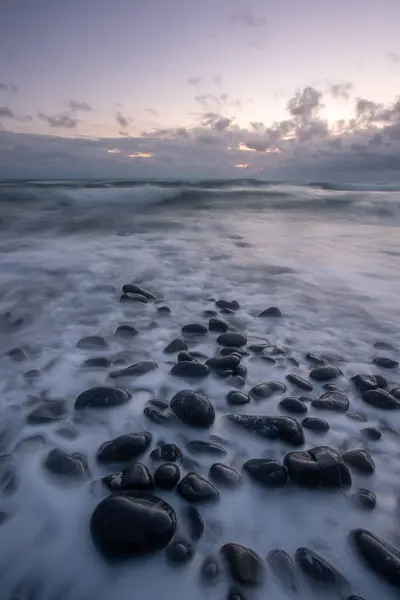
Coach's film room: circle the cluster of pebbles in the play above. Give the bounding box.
[2,282,400,599]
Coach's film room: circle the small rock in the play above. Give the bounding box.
[102,462,154,491]
[177,351,195,362]
[209,318,229,332]
[243,459,287,487]
[217,333,247,347]
[350,528,400,586]
[170,361,210,378]
[166,539,195,565]
[24,369,41,380]
[227,375,246,388]
[154,463,181,490]
[75,387,131,410]
[353,488,377,510]
[182,323,207,335]
[77,335,107,350]
[351,374,380,392]
[221,543,265,585]
[220,347,246,357]
[8,347,28,361]
[373,357,399,369]
[216,300,240,311]
[150,443,181,462]
[309,366,341,381]
[83,357,111,368]
[302,417,330,433]
[115,324,139,337]
[312,391,349,413]
[183,505,204,540]
[295,547,349,592]
[279,397,308,414]
[391,387,400,399]
[156,306,171,315]
[259,307,282,318]
[170,390,215,427]
[209,463,241,488]
[284,446,351,488]
[201,555,220,580]
[234,364,247,378]
[43,449,89,480]
[143,406,171,424]
[177,472,219,503]
[342,449,375,474]
[226,391,250,406]
[249,381,287,399]
[109,361,158,378]
[27,400,66,425]
[122,284,156,300]
[286,374,313,391]
[248,343,269,354]
[266,549,297,591]
[97,431,152,463]
[187,441,227,456]
[361,427,382,441]
[203,309,217,317]
[207,356,241,373]
[164,338,187,354]
[362,389,399,409]
[226,414,305,446]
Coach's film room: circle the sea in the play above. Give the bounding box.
[0,178,399,599]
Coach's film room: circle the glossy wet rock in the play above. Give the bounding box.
[187,440,227,456]
[170,390,215,427]
[122,283,156,300]
[286,374,313,391]
[115,324,138,337]
[362,389,399,409]
[154,463,180,490]
[302,417,330,432]
[391,387,400,399]
[206,355,241,372]
[26,400,66,424]
[83,357,111,368]
[43,449,89,480]
[266,549,297,591]
[182,323,207,335]
[228,375,246,388]
[90,493,176,558]
[209,463,241,488]
[209,318,229,332]
[226,414,305,446]
[311,391,349,412]
[150,443,181,462]
[342,449,375,474]
[216,299,239,311]
[221,543,265,585]
[170,361,209,378]
[243,459,287,487]
[295,547,349,592]
[259,306,282,317]
[177,351,195,362]
[77,335,107,349]
[183,505,204,540]
[75,386,131,410]
[217,332,247,347]
[309,365,341,381]
[143,405,171,424]
[361,426,382,440]
[284,446,351,488]
[97,431,152,463]
[156,305,171,315]
[166,538,195,565]
[164,338,187,353]
[109,360,158,378]
[102,462,155,491]
[234,364,247,378]
[8,347,29,361]
[177,472,219,503]
[351,374,380,392]
[201,555,220,580]
[249,381,287,399]
[373,356,399,369]
[353,488,377,510]
[279,397,308,414]
[350,529,400,586]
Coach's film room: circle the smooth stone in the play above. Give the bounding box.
[201,555,220,580]
[183,505,204,540]
[109,361,158,378]
[284,446,352,488]
[350,528,400,586]
[77,335,107,349]
[243,459,287,487]
[120,293,148,303]
[203,309,217,317]
[115,324,139,337]
[362,389,399,409]
[347,412,367,422]
[177,351,195,362]
[299,395,313,402]
[259,307,282,318]
[286,374,313,391]
[226,391,250,406]
[279,397,307,414]
[122,284,155,300]
[295,547,349,591]
[306,352,326,365]
[24,369,41,380]
[206,356,241,372]
[8,347,28,361]
[143,406,171,424]
[266,549,297,591]
[187,441,227,456]
[302,417,330,432]
[361,427,382,440]
[216,300,240,311]
[216,369,234,379]
[164,338,187,354]
[226,414,305,446]
[170,390,215,427]
[182,323,207,335]
[75,387,131,410]
[90,493,176,557]
[342,449,375,474]
[150,444,181,462]
[217,333,247,348]
[309,366,341,381]
[102,463,155,491]
[353,488,377,510]
[375,374,388,388]
[391,387,400,399]
[170,361,210,378]
[311,391,349,413]
[227,375,246,388]
[156,306,170,315]
[209,463,241,488]
[220,347,247,357]
[373,356,399,369]
[249,381,287,399]
[234,365,247,379]
[43,449,89,480]
[177,472,220,503]
[221,543,265,585]
[209,318,229,332]
[248,343,269,354]
[26,400,66,424]
[83,357,111,368]
[97,431,152,463]
[154,463,180,490]
[351,374,380,392]
[323,383,343,392]
[166,539,195,565]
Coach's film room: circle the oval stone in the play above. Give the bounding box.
[217,333,247,347]
[286,374,313,391]
[243,459,287,487]
[177,472,219,503]
[221,543,265,585]
[350,529,400,586]
[226,390,250,406]
[75,387,131,410]
[154,463,180,490]
[170,390,215,427]
[97,431,152,463]
[362,389,399,409]
[170,361,210,378]
[279,397,307,414]
[209,463,241,488]
[309,366,341,381]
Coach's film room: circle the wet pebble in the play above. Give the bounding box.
[115,324,138,337]
[373,356,399,369]
[102,462,155,491]
[187,440,227,456]
[221,543,265,585]
[362,388,399,409]
[75,387,131,410]
[177,351,195,362]
[154,463,181,490]
[156,305,171,315]
[351,374,380,392]
[164,338,187,353]
[259,306,282,317]
[243,458,287,487]
[166,539,195,565]
[209,318,229,332]
[209,463,241,488]
[286,374,313,391]
[350,528,400,586]
[353,488,377,510]
[24,369,41,380]
[284,446,351,488]
[217,332,247,347]
[170,361,210,378]
[226,390,250,406]
[43,449,89,480]
[206,355,240,372]
[311,391,349,413]
[200,555,220,580]
[122,283,156,300]
[302,417,330,432]
[8,347,29,361]
[309,365,341,381]
[216,300,239,311]
[342,449,375,474]
[77,335,107,350]
[177,472,219,503]
[97,431,152,463]
[227,414,305,446]
[249,381,287,400]
[170,390,215,427]
[203,309,217,317]
[182,323,207,335]
[361,426,382,440]
[150,443,182,462]
[183,505,204,540]
[279,397,308,414]
[109,360,158,378]
[295,547,349,593]
[83,357,111,368]
[227,375,246,388]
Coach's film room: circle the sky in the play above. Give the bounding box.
[1,0,400,180]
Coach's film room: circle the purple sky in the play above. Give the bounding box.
[1,0,400,179]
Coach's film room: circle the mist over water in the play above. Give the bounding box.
[0,179,399,599]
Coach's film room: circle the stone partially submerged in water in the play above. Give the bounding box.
[226,414,305,446]
[249,381,287,399]
[97,431,152,463]
[170,361,210,378]
[26,400,66,424]
[311,391,349,412]
[177,472,219,503]
[221,543,265,585]
[342,449,375,474]
[284,446,351,488]
[75,386,131,409]
[309,365,341,381]
[170,390,215,427]
[295,547,350,594]
[242,459,287,488]
[350,529,400,586]
[102,462,155,491]
[362,389,399,409]
[122,283,156,300]
[109,360,158,378]
[77,335,108,349]
[43,449,89,480]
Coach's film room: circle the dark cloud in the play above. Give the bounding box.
[201,112,233,131]
[116,111,130,129]
[230,11,267,28]
[68,100,92,112]
[188,76,202,86]
[38,111,78,128]
[0,106,15,119]
[0,82,18,93]
[387,52,400,64]
[329,82,353,100]
[145,108,159,117]
[288,87,323,122]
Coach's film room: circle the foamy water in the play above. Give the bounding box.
[0,180,399,599]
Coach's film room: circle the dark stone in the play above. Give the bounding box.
[323,383,343,392]
[75,387,131,410]
[203,309,217,317]
[154,463,180,489]
[83,357,111,368]
[170,361,210,378]
[353,488,377,510]
[226,414,305,446]
[391,387,400,399]
[166,539,195,565]
[362,389,399,409]
[43,449,89,480]
[216,300,240,311]
[226,391,250,406]
[156,305,171,315]
[350,528,400,586]
[351,374,380,392]
[266,549,297,591]
[361,427,382,441]
[311,391,349,412]
[187,440,227,456]
[102,463,155,491]
[122,283,156,300]
[217,333,247,347]
[248,343,269,354]
[77,335,107,350]
[177,351,195,362]
[216,369,234,379]
[249,381,287,399]
[299,395,313,402]
[302,417,330,432]
[109,361,158,378]
[182,323,208,335]
[97,431,152,463]
[120,292,148,303]
[279,397,308,414]
[286,374,313,391]
[24,369,41,380]
[90,493,176,558]
[115,324,139,337]
[183,505,204,540]
[8,347,28,361]
[306,352,326,365]
[347,597,365,600]
[309,366,341,381]
[150,443,181,462]
[170,390,215,427]
[284,446,352,488]
[375,374,388,388]
[26,400,66,424]
[144,405,171,424]
[232,365,246,380]
[373,356,399,369]
[342,449,375,474]
[206,356,241,372]
[164,338,187,354]
[209,318,229,332]
[259,307,282,318]
[209,463,241,488]
[177,472,219,503]
[201,555,220,580]
[221,543,265,585]
[295,547,349,591]
[220,347,246,356]
[228,375,246,388]
[243,459,287,487]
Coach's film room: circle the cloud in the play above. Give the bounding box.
[387,53,400,64]
[188,76,202,86]
[0,82,18,93]
[116,111,131,129]
[288,86,323,122]
[195,93,241,110]
[38,111,78,128]
[230,11,267,28]
[329,82,353,100]
[145,108,159,117]
[0,106,15,119]
[68,100,92,112]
